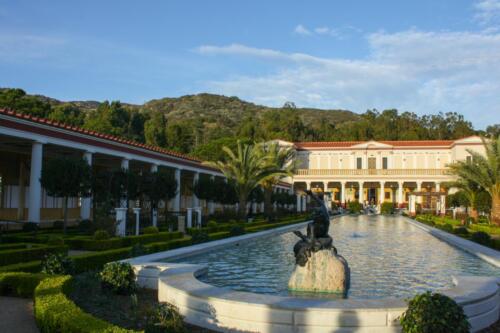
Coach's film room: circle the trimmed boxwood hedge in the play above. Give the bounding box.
[0,260,42,273]
[34,275,138,332]
[0,272,48,297]
[0,244,68,266]
[56,231,184,251]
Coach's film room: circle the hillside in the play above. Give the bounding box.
[0,88,483,160]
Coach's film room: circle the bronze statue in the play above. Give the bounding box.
[292,190,336,266]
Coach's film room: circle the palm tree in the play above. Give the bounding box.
[258,142,296,219]
[205,140,290,220]
[449,136,500,225]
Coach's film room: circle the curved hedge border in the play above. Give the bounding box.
[34,275,139,333]
[0,272,48,297]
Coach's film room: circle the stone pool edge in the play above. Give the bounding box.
[404,216,500,268]
[126,215,500,332]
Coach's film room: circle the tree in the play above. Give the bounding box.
[447,179,482,219]
[83,101,130,137]
[142,170,178,226]
[144,111,167,147]
[205,141,289,219]
[192,175,216,212]
[47,104,84,126]
[449,136,500,225]
[40,157,92,233]
[258,142,295,220]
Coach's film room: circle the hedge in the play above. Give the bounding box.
[55,231,184,251]
[34,275,138,332]
[0,244,68,266]
[0,272,48,297]
[0,243,41,251]
[0,260,42,273]
[72,248,132,273]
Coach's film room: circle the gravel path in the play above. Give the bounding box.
[0,296,39,333]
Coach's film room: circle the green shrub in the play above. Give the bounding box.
[129,243,147,257]
[453,227,469,235]
[477,216,489,224]
[22,222,39,232]
[207,221,218,232]
[380,202,395,214]
[347,201,362,213]
[143,226,159,234]
[47,235,65,246]
[41,253,75,275]
[93,229,110,240]
[100,262,136,295]
[191,230,209,244]
[229,225,245,236]
[77,219,92,234]
[34,275,134,332]
[72,248,131,273]
[0,244,68,266]
[438,223,454,233]
[470,231,491,246]
[146,303,185,333]
[0,260,42,273]
[400,291,469,333]
[0,272,47,297]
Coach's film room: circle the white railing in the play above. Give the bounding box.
[295,169,450,176]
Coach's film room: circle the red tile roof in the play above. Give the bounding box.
[294,140,455,149]
[0,108,203,163]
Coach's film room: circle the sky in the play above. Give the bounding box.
[1,0,500,129]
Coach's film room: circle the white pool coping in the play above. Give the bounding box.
[127,215,500,333]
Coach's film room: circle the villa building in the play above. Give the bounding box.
[284,137,485,211]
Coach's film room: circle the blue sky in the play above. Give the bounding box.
[1,0,499,129]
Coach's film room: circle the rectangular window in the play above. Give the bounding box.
[356,157,362,169]
[382,157,388,169]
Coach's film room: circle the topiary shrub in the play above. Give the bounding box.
[347,201,362,213]
[146,303,186,333]
[470,231,491,246]
[207,221,218,232]
[229,225,245,236]
[129,243,147,257]
[22,222,39,232]
[190,230,209,244]
[100,262,136,295]
[41,253,75,275]
[93,229,110,240]
[47,235,65,246]
[143,226,159,234]
[453,227,469,236]
[400,291,470,333]
[380,202,395,214]
[438,223,453,233]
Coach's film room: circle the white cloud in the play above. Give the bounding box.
[294,24,311,35]
[474,0,500,25]
[197,29,500,128]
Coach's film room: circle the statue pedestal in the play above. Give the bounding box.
[288,249,349,294]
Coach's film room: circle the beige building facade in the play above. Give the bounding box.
[282,136,485,210]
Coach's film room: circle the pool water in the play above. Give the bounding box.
[172,215,500,299]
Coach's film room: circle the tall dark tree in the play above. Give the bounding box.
[40,157,92,233]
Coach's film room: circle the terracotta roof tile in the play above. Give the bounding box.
[0,108,205,164]
[294,140,455,148]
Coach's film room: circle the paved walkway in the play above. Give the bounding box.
[0,296,39,333]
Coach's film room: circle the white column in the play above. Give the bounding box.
[409,195,416,215]
[150,164,159,226]
[186,208,193,228]
[192,172,200,208]
[440,194,446,215]
[121,158,129,170]
[416,181,422,204]
[358,181,363,202]
[435,182,441,215]
[340,182,346,206]
[296,194,301,212]
[28,142,43,223]
[435,182,440,193]
[398,181,404,205]
[173,168,181,212]
[80,151,93,220]
[379,181,385,204]
[302,195,307,212]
